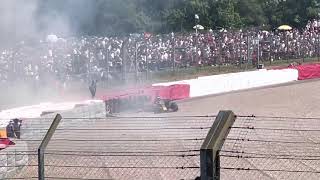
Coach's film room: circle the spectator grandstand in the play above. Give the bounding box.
[0,19,319,86]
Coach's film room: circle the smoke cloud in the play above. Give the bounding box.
[0,1,38,46]
[0,0,99,109]
[0,0,97,46]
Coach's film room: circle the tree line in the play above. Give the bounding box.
[36,0,320,36]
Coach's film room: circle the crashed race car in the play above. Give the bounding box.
[152,97,179,114]
[104,96,179,115]
[102,85,186,116]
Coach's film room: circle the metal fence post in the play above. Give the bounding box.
[38,114,62,180]
[317,32,320,61]
[246,35,250,70]
[106,49,110,87]
[200,110,236,180]
[135,41,138,83]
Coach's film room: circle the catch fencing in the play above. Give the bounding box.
[0,115,54,179]
[4,111,320,179]
[220,115,320,180]
[3,114,216,180]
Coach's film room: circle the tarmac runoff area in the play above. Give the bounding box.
[4,79,320,179]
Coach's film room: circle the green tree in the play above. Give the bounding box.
[34,0,320,36]
[263,0,320,29]
[236,0,267,27]
[214,0,243,29]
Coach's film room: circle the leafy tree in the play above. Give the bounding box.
[214,0,243,29]
[236,0,267,27]
[33,0,320,36]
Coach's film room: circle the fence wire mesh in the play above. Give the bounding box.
[2,116,55,180]
[42,115,215,180]
[221,115,320,180]
[8,108,320,180]
[1,105,214,180]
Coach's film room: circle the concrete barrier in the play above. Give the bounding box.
[152,69,299,98]
[189,69,298,97]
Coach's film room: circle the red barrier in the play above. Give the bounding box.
[289,63,320,80]
[0,138,15,150]
[100,84,190,102]
[158,84,190,100]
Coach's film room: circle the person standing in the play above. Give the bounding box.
[89,80,97,99]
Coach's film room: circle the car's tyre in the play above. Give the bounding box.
[169,102,179,112]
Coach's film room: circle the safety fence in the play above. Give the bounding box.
[3,114,216,180]
[3,111,320,179]
[220,115,320,180]
[0,116,53,179]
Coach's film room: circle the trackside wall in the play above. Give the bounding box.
[153,69,299,98]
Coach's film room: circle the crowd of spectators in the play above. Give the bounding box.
[0,19,320,85]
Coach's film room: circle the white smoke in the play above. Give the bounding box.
[0,0,74,46]
[0,1,38,45]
